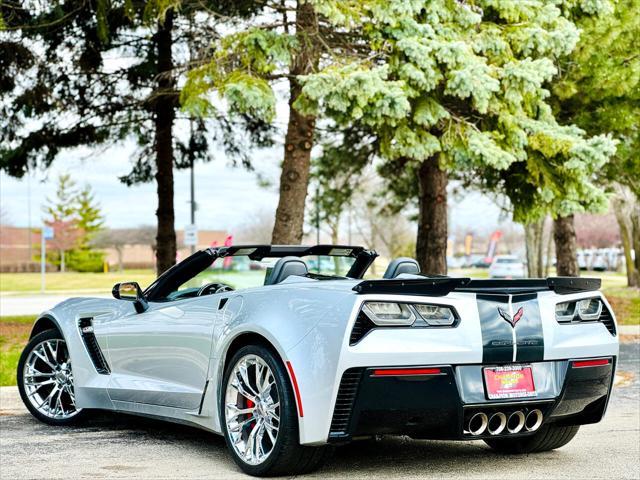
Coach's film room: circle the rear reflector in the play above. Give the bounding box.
[286,361,304,417]
[372,368,442,377]
[572,358,610,368]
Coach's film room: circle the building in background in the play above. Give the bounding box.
[0,226,43,272]
[0,226,229,272]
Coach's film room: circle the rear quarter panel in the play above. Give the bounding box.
[208,281,359,434]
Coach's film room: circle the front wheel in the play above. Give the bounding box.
[221,345,331,476]
[484,424,580,454]
[17,329,85,425]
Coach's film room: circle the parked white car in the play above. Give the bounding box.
[489,255,526,278]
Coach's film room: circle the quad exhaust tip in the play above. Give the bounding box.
[507,411,526,434]
[525,409,543,432]
[468,412,488,435]
[488,412,507,435]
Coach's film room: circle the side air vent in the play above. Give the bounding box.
[349,312,376,345]
[599,304,616,336]
[78,318,111,374]
[329,368,363,437]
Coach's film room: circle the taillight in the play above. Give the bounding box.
[572,358,611,368]
[555,297,604,323]
[372,367,442,376]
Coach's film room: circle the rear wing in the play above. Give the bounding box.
[352,277,601,297]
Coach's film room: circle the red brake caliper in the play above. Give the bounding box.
[246,399,256,430]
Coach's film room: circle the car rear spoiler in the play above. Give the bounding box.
[352,276,601,296]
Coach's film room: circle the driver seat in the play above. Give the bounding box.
[264,257,309,285]
[383,257,421,278]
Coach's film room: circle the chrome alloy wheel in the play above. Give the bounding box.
[225,354,280,466]
[23,339,80,420]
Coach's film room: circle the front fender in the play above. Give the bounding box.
[40,298,127,410]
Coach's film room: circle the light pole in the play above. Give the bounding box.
[315,186,320,245]
[188,118,197,254]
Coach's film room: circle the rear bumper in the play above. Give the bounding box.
[327,357,615,443]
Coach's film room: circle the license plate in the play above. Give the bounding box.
[484,365,536,400]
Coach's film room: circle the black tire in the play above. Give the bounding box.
[484,424,580,454]
[17,329,86,426]
[220,344,332,476]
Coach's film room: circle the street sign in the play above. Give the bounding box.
[43,226,54,240]
[184,224,198,246]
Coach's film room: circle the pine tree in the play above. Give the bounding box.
[75,184,105,248]
[43,174,78,224]
[296,0,617,273]
[42,174,82,272]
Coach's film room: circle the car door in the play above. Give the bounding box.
[103,295,219,410]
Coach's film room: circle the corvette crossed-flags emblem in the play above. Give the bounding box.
[498,306,524,328]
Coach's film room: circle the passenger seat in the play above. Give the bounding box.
[264,257,309,285]
[383,257,421,278]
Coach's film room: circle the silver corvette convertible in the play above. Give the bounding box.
[18,245,618,476]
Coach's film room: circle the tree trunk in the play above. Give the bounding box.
[631,203,640,286]
[117,246,124,273]
[60,249,65,273]
[553,214,579,277]
[271,2,318,244]
[544,217,554,277]
[416,156,448,275]
[153,10,177,275]
[524,220,544,278]
[330,226,341,274]
[612,195,637,286]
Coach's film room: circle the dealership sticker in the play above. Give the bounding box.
[484,365,536,400]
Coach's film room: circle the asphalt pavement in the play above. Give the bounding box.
[1,341,638,479]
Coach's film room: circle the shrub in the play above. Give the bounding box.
[66,249,105,273]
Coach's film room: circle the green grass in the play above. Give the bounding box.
[0,269,273,294]
[0,315,34,386]
[0,269,157,294]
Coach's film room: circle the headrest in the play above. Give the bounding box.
[264,256,309,285]
[383,257,421,279]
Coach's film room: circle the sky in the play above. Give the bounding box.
[0,139,505,237]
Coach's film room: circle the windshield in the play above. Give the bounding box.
[180,255,356,292]
[144,247,368,302]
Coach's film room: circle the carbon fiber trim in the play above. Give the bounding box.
[78,318,111,375]
[329,368,364,436]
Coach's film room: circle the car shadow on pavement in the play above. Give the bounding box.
[75,410,228,446]
[45,411,530,477]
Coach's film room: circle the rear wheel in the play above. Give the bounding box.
[484,424,580,454]
[17,329,85,425]
[221,345,332,476]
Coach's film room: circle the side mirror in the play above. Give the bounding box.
[112,282,149,313]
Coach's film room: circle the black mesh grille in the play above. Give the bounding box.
[329,368,363,435]
[349,313,376,345]
[78,318,111,374]
[599,304,616,336]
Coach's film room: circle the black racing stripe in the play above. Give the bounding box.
[477,294,514,364]
[512,294,545,362]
